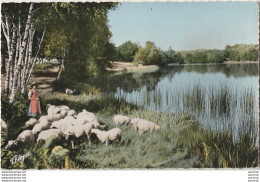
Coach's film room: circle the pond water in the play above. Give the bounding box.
[90,63,259,138]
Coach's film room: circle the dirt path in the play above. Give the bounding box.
[29,66,59,94]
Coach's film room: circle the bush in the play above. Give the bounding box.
[133,41,162,65]
[117,41,138,62]
[1,91,30,139]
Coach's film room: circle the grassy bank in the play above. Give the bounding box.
[1,92,257,169]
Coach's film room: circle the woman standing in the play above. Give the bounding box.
[28,82,41,117]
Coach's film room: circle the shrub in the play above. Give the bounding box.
[133,41,162,65]
[1,91,30,139]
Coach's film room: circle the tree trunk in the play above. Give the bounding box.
[57,48,66,80]
[2,16,11,94]
[21,25,35,93]
[20,42,29,92]
[11,23,21,93]
[1,58,6,74]
[9,3,34,103]
[7,24,17,95]
[26,28,45,85]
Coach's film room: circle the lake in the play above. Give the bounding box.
[89,63,259,139]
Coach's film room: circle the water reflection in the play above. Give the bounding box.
[89,63,259,138]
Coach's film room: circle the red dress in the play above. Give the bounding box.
[28,89,41,116]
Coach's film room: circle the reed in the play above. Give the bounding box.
[38,92,258,168]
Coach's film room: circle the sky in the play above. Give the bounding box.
[108,2,258,51]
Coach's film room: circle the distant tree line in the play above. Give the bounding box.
[181,44,258,64]
[114,41,184,65]
[112,41,258,65]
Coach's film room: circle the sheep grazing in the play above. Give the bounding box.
[50,119,75,133]
[5,130,35,149]
[64,123,93,148]
[60,109,68,117]
[59,105,70,111]
[47,105,56,115]
[46,104,52,111]
[76,110,97,125]
[32,120,51,134]
[77,109,95,118]
[16,130,35,143]
[107,128,122,143]
[65,88,76,95]
[129,118,141,130]
[67,110,76,117]
[91,128,122,146]
[5,140,17,149]
[130,118,160,135]
[64,115,77,121]
[47,105,70,115]
[1,119,8,136]
[37,129,64,142]
[113,115,131,127]
[53,107,61,115]
[53,114,64,121]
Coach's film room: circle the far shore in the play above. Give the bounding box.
[105,60,259,72]
[223,60,258,64]
[105,61,159,72]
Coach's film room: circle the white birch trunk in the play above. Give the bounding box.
[26,28,46,85]
[9,3,34,103]
[21,25,35,93]
[7,24,17,95]
[2,16,11,94]
[57,48,66,80]
[20,43,29,92]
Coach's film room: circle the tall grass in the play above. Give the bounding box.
[38,92,258,168]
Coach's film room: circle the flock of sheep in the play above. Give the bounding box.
[4,104,160,150]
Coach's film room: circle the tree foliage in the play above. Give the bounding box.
[133,41,161,65]
[117,41,138,62]
[1,2,118,99]
[182,44,258,64]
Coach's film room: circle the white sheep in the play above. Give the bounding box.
[16,130,35,143]
[60,109,68,117]
[47,105,56,115]
[38,117,49,124]
[53,107,61,115]
[5,130,35,149]
[32,120,51,134]
[67,110,76,117]
[5,140,17,149]
[54,113,64,121]
[64,123,93,148]
[64,115,77,122]
[90,120,105,130]
[130,118,143,130]
[46,104,52,111]
[113,115,131,127]
[75,116,97,125]
[77,109,95,119]
[91,128,122,146]
[132,119,160,135]
[37,129,64,142]
[51,119,74,133]
[59,105,70,111]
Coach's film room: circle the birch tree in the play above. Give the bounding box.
[9,3,34,103]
